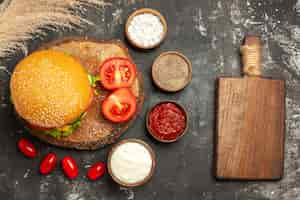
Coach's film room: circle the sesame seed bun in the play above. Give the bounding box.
[10,50,92,129]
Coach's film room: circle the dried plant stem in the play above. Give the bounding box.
[0,0,11,16]
[0,0,110,58]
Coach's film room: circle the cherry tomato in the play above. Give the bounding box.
[40,153,57,175]
[87,162,106,181]
[100,57,137,90]
[102,88,137,123]
[18,138,37,158]
[61,156,78,179]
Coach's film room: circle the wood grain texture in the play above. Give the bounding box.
[28,37,145,150]
[216,77,285,180]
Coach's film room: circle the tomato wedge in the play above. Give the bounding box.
[100,57,137,90]
[102,88,137,123]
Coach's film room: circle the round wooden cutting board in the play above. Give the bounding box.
[29,37,144,150]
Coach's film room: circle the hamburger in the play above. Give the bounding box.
[10,38,144,150]
[10,50,93,137]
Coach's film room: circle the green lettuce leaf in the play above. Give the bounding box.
[88,74,100,87]
[42,113,84,138]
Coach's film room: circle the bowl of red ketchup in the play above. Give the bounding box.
[146,101,188,143]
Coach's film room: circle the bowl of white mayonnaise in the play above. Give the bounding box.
[107,138,156,187]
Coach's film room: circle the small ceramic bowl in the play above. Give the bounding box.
[152,51,192,92]
[125,8,167,49]
[107,139,156,187]
[146,101,189,143]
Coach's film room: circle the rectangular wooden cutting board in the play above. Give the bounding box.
[215,36,286,180]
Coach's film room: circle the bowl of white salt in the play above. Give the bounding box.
[107,139,156,187]
[125,8,167,49]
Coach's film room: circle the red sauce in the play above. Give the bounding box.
[148,102,186,141]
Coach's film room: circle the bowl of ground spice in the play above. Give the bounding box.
[125,8,167,49]
[146,101,188,143]
[152,51,192,92]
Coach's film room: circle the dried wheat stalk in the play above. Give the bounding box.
[0,0,109,58]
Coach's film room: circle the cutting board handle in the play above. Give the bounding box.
[240,36,261,76]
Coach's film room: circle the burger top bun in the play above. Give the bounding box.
[10,50,92,129]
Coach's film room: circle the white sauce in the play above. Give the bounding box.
[110,142,153,184]
[128,13,164,47]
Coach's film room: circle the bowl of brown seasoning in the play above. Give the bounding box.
[151,51,192,92]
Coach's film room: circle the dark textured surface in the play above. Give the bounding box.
[0,0,299,200]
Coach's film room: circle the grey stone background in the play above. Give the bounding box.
[0,0,299,199]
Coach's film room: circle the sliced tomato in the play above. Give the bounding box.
[102,88,137,123]
[100,57,137,90]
